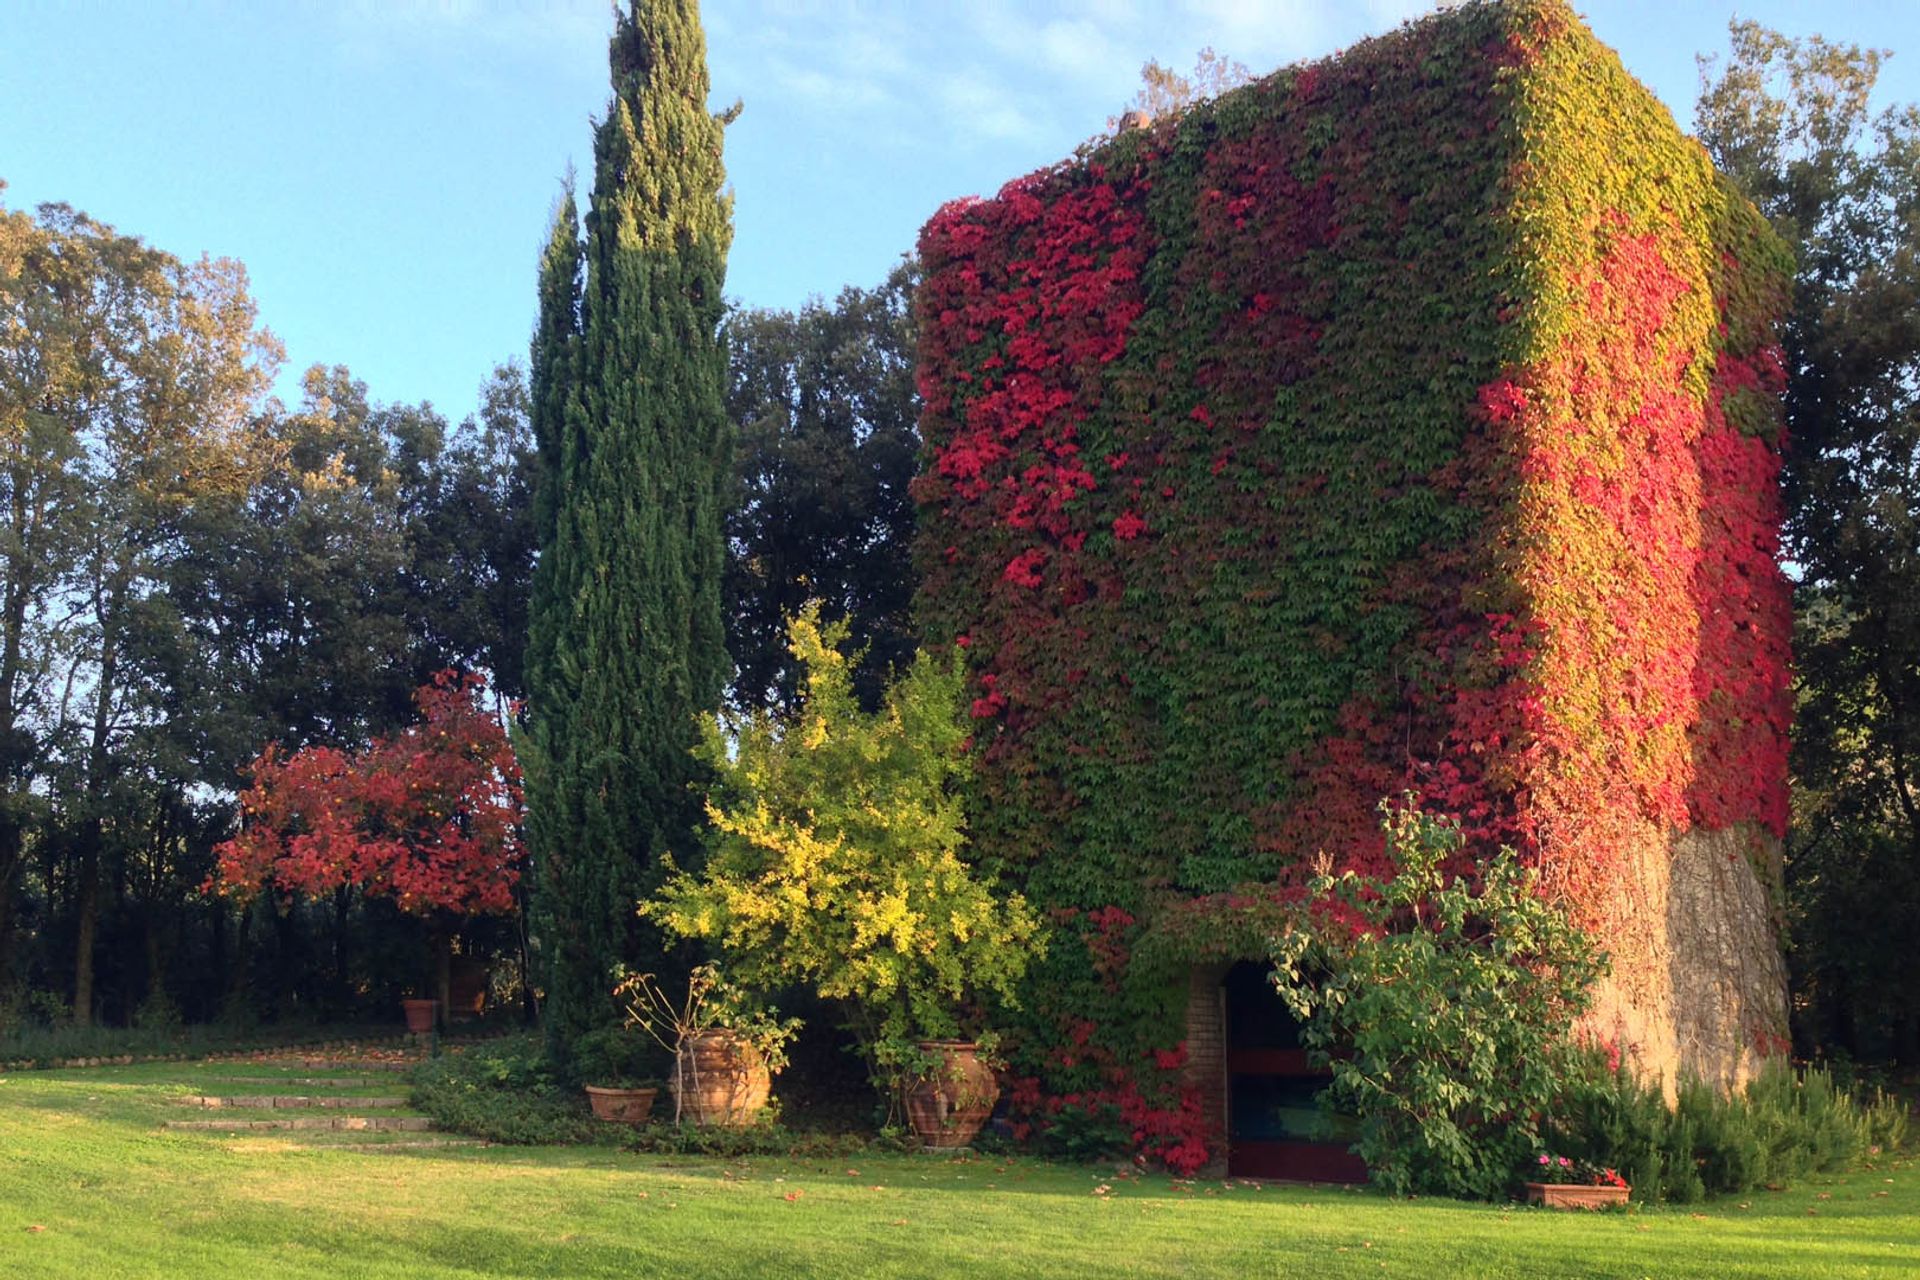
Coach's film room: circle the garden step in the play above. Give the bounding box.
[263,1058,415,1072]
[165,1115,434,1132]
[174,1094,410,1109]
[200,1075,384,1088]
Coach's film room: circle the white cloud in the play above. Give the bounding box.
[938,68,1043,143]
[314,0,609,83]
[767,55,897,110]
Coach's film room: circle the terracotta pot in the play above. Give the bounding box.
[1523,1181,1631,1209]
[584,1085,659,1124]
[401,998,438,1034]
[672,1029,771,1126]
[904,1040,999,1149]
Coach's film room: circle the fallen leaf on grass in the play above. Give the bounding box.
[26,1225,46,1233]
[889,1219,909,1227]
[783,1191,804,1203]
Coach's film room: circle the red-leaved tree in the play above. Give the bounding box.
[213,670,525,1011]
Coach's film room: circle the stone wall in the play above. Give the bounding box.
[1581,824,1788,1092]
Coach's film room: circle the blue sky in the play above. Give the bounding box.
[4,1,1916,420]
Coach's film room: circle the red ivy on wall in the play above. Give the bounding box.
[913,0,1791,1171]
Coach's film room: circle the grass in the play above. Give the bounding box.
[1,1059,1916,1279]
[0,1018,416,1068]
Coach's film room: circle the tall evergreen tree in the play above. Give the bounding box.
[523,1,735,1064]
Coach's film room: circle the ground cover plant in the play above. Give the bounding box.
[0,1057,1915,1279]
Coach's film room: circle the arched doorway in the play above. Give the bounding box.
[1222,961,1366,1182]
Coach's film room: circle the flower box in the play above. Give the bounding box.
[1523,1181,1631,1209]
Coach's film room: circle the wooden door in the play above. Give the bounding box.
[1222,962,1367,1182]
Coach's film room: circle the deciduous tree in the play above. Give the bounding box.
[1697,22,1920,1060]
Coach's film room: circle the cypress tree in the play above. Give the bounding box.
[524,0,734,1065]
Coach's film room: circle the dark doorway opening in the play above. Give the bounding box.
[1223,961,1366,1182]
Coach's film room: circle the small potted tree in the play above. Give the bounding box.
[571,1024,664,1124]
[617,965,798,1126]
[644,606,1042,1147]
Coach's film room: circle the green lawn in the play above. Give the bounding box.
[1,1059,1915,1279]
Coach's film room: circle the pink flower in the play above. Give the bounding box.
[1537,1155,1550,1165]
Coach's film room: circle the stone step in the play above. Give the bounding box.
[166,1115,434,1132]
[264,1058,415,1073]
[200,1075,384,1088]
[174,1094,409,1110]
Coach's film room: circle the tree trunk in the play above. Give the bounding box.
[143,903,166,1019]
[71,833,99,1026]
[333,885,354,1009]
[72,570,124,1027]
[430,918,452,1016]
[0,845,17,997]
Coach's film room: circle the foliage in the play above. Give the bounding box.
[521,0,737,1066]
[1265,803,1606,1200]
[1551,1055,1914,1204]
[411,1035,614,1146]
[1526,1152,1628,1188]
[212,671,523,920]
[0,186,282,1019]
[616,962,800,1120]
[644,606,1041,1092]
[912,0,1792,1157]
[1697,22,1920,1064]
[724,260,921,712]
[1112,46,1253,125]
[2,189,536,1025]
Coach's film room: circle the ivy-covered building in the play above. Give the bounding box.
[913,0,1791,1178]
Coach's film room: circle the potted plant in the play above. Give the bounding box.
[617,964,798,1127]
[641,606,1043,1147]
[572,1024,664,1124]
[401,996,439,1035]
[894,1036,1003,1150]
[1522,1152,1632,1208]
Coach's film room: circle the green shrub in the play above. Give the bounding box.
[1552,1056,1914,1202]
[644,605,1041,1097]
[1270,803,1606,1200]
[412,1034,907,1156]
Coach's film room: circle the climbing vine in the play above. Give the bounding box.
[913,0,1790,1168]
